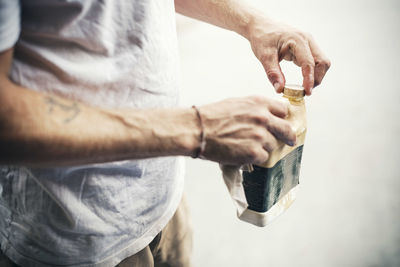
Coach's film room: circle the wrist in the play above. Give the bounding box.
[175,107,203,157]
[242,12,277,42]
[191,105,206,158]
[154,108,201,158]
[238,8,268,40]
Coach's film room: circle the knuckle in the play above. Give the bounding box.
[248,147,259,161]
[282,122,294,137]
[292,34,306,48]
[265,140,278,152]
[302,61,315,70]
[307,58,316,67]
[285,38,298,49]
[266,69,280,81]
[269,138,278,150]
[275,99,289,113]
[288,129,297,142]
[249,96,270,107]
[267,74,278,83]
[317,58,331,70]
[282,105,290,117]
[303,32,313,40]
[325,58,332,70]
[298,32,312,44]
[259,49,275,64]
[253,111,269,125]
[254,151,269,165]
[271,30,284,40]
[280,40,297,61]
[250,95,264,104]
[253,128,266,141]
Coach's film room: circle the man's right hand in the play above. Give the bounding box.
[197,96,296,166]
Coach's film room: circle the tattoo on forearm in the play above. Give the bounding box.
[45,96,80,123]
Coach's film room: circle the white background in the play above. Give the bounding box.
[177,0,400,266]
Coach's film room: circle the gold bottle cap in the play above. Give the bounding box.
[283,84,305,98]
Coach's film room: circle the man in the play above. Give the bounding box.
[0,0,330,266]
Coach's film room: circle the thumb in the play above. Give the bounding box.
[260,50,286,93]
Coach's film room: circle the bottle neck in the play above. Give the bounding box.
[283,95,304,104]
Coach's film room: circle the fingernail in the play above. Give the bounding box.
[274,83,280,92]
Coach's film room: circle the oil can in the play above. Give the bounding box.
[240,84,307,227]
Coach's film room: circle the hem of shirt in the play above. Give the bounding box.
[0,156,185,267]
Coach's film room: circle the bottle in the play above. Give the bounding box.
[240,84,307,227]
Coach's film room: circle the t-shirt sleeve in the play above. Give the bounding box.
[0,0,21,52]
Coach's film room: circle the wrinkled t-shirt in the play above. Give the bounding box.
[0,0,184,266]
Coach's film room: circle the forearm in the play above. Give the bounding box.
[175,0,264,39]
[0,80,199,167]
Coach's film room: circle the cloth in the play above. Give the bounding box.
[220,165,249,217]
[0,195,193,267]
[0,1,184,266]
[117,195,193,267]
[0,0,20,51]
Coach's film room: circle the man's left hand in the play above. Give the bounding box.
[246,17,331,95]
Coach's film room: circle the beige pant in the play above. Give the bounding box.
[117,196,193,267]
[0,196,193,267]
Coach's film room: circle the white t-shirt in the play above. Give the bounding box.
[0,1,184,266]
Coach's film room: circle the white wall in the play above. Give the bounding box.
[177,0,400,266]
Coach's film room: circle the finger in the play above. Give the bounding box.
[262,130,279,153]
[314,63,327,87]
[259,49,286,93]
[308,37,331,87]
[302,63,314,96]
[266,98,290,118]
[266,115,296,146]
[285,39,315,95]
[252,148,270,165]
